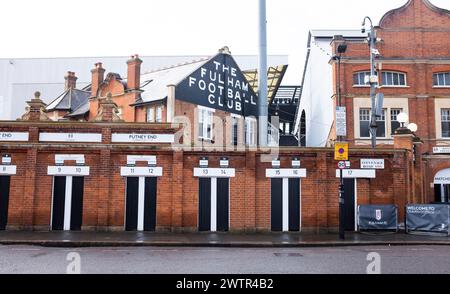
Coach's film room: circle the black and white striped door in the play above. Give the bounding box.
[124,176,158,231]
[121,156,163,232]
[51,176,85,231]
[266,168,307,232]
[0,164,16,230]
[48,157,90,231]
[194,168,235,232]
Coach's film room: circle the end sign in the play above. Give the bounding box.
[335,142,349,161]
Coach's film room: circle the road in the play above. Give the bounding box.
[0,245,449,274]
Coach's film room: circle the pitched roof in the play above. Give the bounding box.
[45,88,90,112]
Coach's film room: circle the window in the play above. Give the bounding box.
[155,106,163,123]
[359,108,386,138]
[390,109,403,135]
[353,71,371,86]
[231,116,239,146]
[198,108,213,141]
[433,72,450,87]
[441,109,450,138]
[359,109,371,138]
[147,107,155,123]
[245,118,257,147]
[381,71,406,86]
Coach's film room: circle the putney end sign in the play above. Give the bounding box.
[176,53,259,117]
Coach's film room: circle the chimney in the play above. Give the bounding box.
[127,54,142,91]
[64,71,77,90]
[91,62,105,98]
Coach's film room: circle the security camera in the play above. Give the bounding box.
[371,48,381,57]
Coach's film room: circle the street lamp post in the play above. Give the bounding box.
[362,17,378,149]
[333,41,347,240]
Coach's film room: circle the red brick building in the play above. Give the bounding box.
[326,0,450,204]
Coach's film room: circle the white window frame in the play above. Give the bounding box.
[198,107,214,141]
[441,109,450,138]
[155,106,163,123]
[381,71,407,87]
[353,71,373,87]
[245,117,257,147]
[147,107,155,123]
[433,72,450,87]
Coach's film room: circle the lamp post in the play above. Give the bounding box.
[333,40,347,240]
[362,16,378,149]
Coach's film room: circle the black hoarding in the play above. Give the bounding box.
[357,204,398,231]
[406,204,450,235]
[176,53,259,117]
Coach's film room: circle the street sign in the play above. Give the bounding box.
[334,142,349,161]
[336,107,347,137]
[338,161,350,169]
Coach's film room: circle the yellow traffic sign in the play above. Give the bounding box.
[335,142,349,161]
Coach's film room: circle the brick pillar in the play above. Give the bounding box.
[316,152,329,232]
[93,93,123,122]
[97,127,112,230]
[393,127,415,215]
[22,145,38,230]
[244,151,257,232]
[21,92,50,122]
[171,150,184,231]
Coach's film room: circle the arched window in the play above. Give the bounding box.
[300,110,306,147]
[381,71,407,86]
[433,72,450,87]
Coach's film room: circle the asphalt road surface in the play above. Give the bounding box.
[0,245,449,274]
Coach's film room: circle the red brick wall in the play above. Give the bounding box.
[0,121,411,232]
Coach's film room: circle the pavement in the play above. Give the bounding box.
[2,245,450,274]
[0,230,449,248]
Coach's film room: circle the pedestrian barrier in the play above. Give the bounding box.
[406,204,450,236]
[357,205,398,232]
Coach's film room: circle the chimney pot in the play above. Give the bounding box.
[64,71,78,90]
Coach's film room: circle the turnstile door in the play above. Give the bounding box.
[216,178,229,232]
[288,179,300,232]
[271,178,283,232]
[125,177,139,231]
[125,177,158,231]
[51,176,84,231]
[143,177,157,232]
[70,177,84,231]
[198,178,211,232]
[343,179,356,231]
[0,176,11,230]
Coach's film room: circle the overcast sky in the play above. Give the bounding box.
[0,0,448,84]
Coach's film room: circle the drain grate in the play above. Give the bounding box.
[274,253,303,257]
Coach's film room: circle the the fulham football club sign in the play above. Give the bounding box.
[176,53,259,116]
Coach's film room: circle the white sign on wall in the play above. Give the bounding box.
[126,155,157,166]
[47,166,90,176]
[335,169,376,179]
[266,169,307,178]
[120,167,163,177]
[39,133,102,143]
[433,147,450,154]
[0,132,29,142]
[112,133,175,143]
[336,106,347,137]
[360,159,385,169]
[193,168,235,178]
[0,165,17,175]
